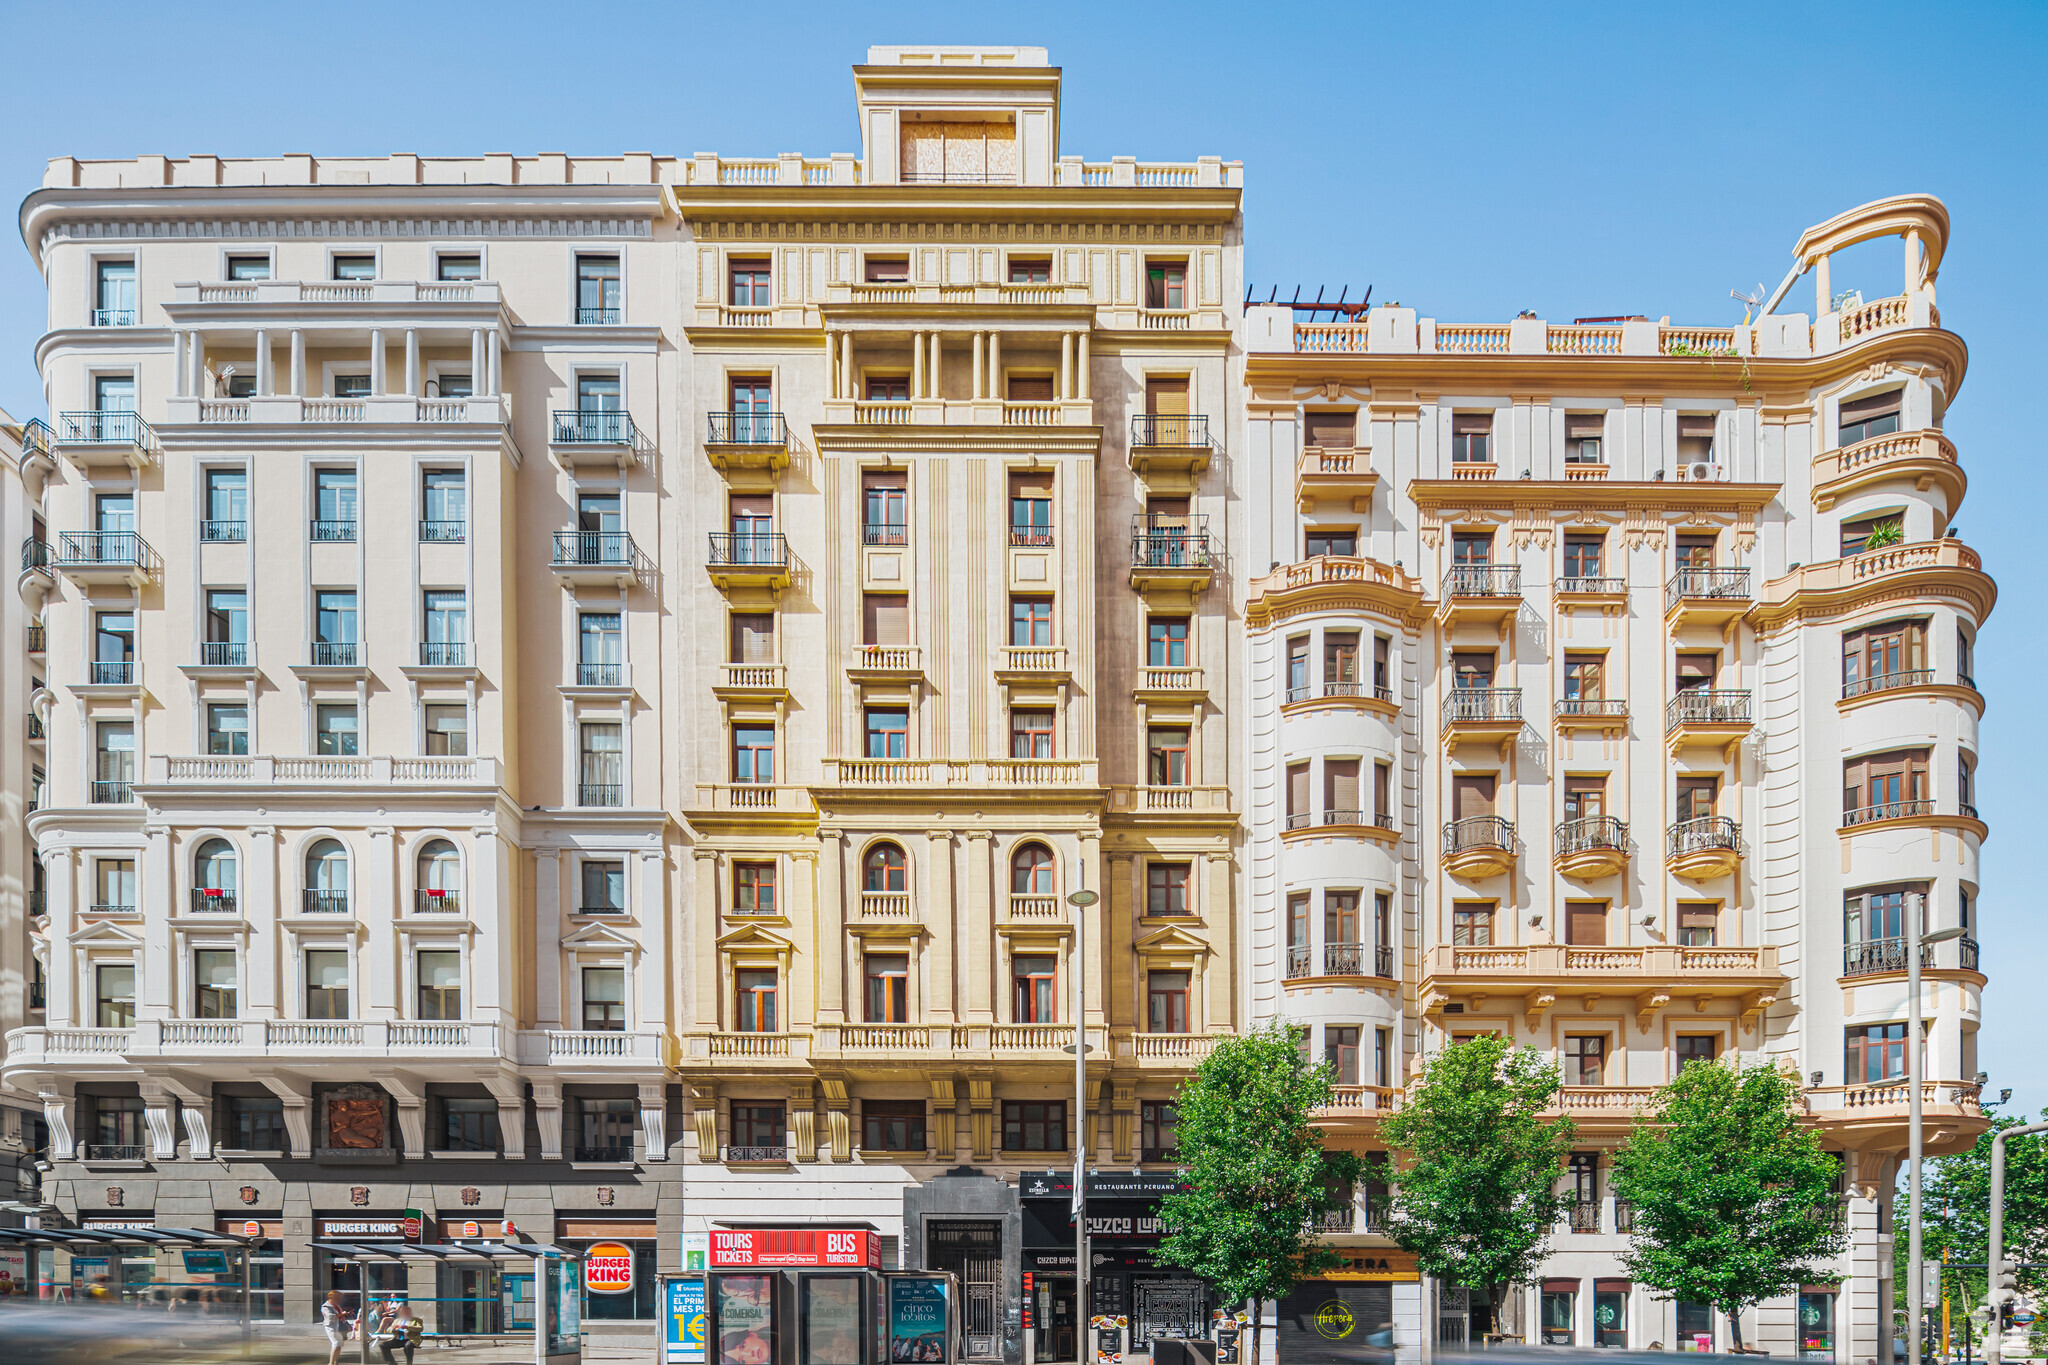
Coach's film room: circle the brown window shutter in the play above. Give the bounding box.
[1840,389,1903,421]
[1326,760,1360,812]
[1566,413,1604,439]
[1567,903,1607,946]
[1305,410,1356,448]
[1008,374,1055,401]
[1453,412,1492,436]
[1145,378,1189,417]
[863,594,909,646]
[730,494,773,519]
[1453,774,1496,819]
[1287,764,1310,815]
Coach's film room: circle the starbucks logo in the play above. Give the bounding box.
[1314,1302,1357,1340]
[1597,1305,1618,1326]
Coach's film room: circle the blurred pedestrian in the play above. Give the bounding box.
[323,1289,354,1365]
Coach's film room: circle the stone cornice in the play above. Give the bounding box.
[670,191,1239,230]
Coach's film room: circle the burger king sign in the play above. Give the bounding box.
[585,1241,635,1295]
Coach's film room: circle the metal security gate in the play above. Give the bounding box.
[1437,1284,1470,1345]
[964,1255,1001,1359]
[1134,1279,1207,1344]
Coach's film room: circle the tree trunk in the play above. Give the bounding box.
[1728,1306,1745,1353]
[1246,1298,1260,1365]
[1484,1284,1502,1344]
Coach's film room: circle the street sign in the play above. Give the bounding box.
[2015,1311,2036,1326]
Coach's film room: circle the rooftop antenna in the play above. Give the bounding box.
[1731,283,1767,326]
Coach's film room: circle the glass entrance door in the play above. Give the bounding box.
[1033,1275,1077,1362]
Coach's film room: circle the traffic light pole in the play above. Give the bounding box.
[1985,1120,2048,1365]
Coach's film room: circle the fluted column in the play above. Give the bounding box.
[929,331,942,398]
[987,331,1001,399]
[1077,332,1091,399]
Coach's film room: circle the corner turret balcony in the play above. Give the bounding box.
[55,411,156,471]
[1128,415,1214,478]
[707,532,792,591]
[1128,516,1214,596]
[1664,688,1753,756]
[1664,567,1750,630]
[1841,934,1981,981]
[552,530,650,588]
[550,409,641,470]
[705,411,790,473]
[1799,1080,1987,1154]
[1442,815,1516,879]
[1666,816,1742,880]
[1554,816,1630,878]
[1441,686,1522,749]
[1811,428,1963,512]
[1436,565,1521,634]
[54,532,161,586]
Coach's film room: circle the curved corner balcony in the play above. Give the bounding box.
[1441,815,1515,879]
[1666,816,1742,880]
[1752,539,1995,633]
[1811,427,1963,512]
[1554,816,1629,878]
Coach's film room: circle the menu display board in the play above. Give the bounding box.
[713,1230,879,1268]
[716,1274,778,1365]
[888,1277,950,1363]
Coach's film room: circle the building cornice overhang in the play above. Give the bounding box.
[1244,327,1970,405]
[23,182,667,261]
[668,185,1240,226]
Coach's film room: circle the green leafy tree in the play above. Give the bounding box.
[1611,1059,1847,1350]
[1154,1022,1363,1365]
[1893,1113,2048,1333]
[1375,1033,1577,1339]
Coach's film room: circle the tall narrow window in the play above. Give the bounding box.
[580,724,624,806]
[1373,762,1392,827]
[1009,473,1053,546]
[306,840,349,914]
[417,951,462,1020]
[576,255,622,324]
[95,610,135,685]
[315,591,358,667]
[1325,891,1360,949]
[204,590,248,666]
[1324,760,1361,824]
[1147,863,1191,918]
[313,469,358,541]
[1013,954,1057,1023]
[579,613,623,686]
[864,954,909,1023]
[1325,1026,1361,1085]
[1286,762,1310,829]
[95,721,134,803]
[194,950,238,1019]
[423,590,466,665]
[96,963,136,1027]
[583,967,626,1031]
[1147,971,1191,1034]
[95,260,137,325]
[203,470,248,541]
[863,471,907,545]
[864,708,909,759]
[735,970,778,1033]
[1144,261,1187,311]
[305,950,350,1019]
[194,838,238,911]
[1286,893,1310,976]
[1324,632,1360,691]
[1147,618,1190,667]
[1148,728,1190,786]
[417,840,462,913]
[729,377,774,443]
[421,471,466,542]
[733,726,776,784]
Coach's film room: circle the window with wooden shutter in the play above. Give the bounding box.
[863,256,909,283]
[1566,902,1608,947]
[1286,763,1310,823]
[1451,412,1493,462]
[1565,413,1605,464]
[1453,774,1496,819]
[1451,903,1495,946]
[1287,894,1310,949]
[1007,373,1055,401]
[1374,762,1392,824]
[1305,410,1357,449]
[1145,377,1190,417]
[1452,651,1496,688]
[1325,632,1360,686]
[863,594,909,646]
[1677,902,1718,947]
[1325,760,1361,820]
[730,614,775,664]
[1843,749,1930,821]
[1839,389,1903,446]
[1843,618,1928,692]
[1675,652,1717,692]
[1563,775,1606,821]
[1676,775,1718,821]
[1676,414,1717,464]
[1564,654,1605,700]
[1324,891,1360,945]
[1674,533,1716,570]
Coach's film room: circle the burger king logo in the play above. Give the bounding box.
[462,1221,481,1239]
[242,1221,261,1239]
[585,1241,635,1294]
[401,1216,422,1242]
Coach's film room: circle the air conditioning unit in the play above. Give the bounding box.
[1682,461,1721,483]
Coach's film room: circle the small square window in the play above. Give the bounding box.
[580,860,625,914]
[332,255,377,281]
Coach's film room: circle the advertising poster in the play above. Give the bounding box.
[889,1277,950,1363]
[683,1232,710,1273]
[717,1274,778,1365]
[667,1278,709,1364]
[803,1276,865,1365]
[0,1245,26,1299]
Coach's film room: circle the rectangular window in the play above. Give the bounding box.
[1304,410,1357,449]
[1451,903,1495,946]
[733,861,777,916]
[194,949,237,1018]
[225,1095,285,1152]
[1002,1100,1067,1152]
[1562,775,1606,822]
[313,469,358,539]
[581,724,624,806]
[1324,891,1360,947]
[1147,618,1190,667]
[580,860,625,914]
[1566,902,1608,947]
[1286,894,1310,956]
[423,590,466,662]
[1147,970,1191,1034]
[1845,1022,1910,1082]
[305,950,349,1019]
[1451,531,1493,568]
[204,590,248,670]
[862,471,907,544]
[94,721,135,802]
[316,703,359,757]
[863,256,909,283]
[1676,775,1718,823]
[95,963,135,1027]
[1304,527,1358,558]
[96,611,136,672]
[436,373,472,399]
[576,255,622,323]
[1373,763,1392,826]
[421,470,466,540]
[94,858,135,913]
[1007,373,1055,402]
[1010,596,1053,647]
[1324,631,1360,689]
[226,255,271,281]
[1145,260,1187,310]
[731,613,776,664]
[1324,760,1360,823]
[1009,473,1053,545]
[864,953,909,1023]
[207,703,249,756]
[1147,863,1191,918]
[1677,902,1719,948]
[731,1104,786,1154]
[95,260,137,324]
[583,966,626,1031]
[1838,389,1903,446]
[1325,1025,1361,1085]
[424,704,468,757]
[863,1100,927,1153]
[864,708,909,760]
[1141,1101,1180,1162]
[1675,1035,1720,1069]
[1562,535,1605,580]
[1564,1034,1606,1086]
[1674,532,1717,570]
[1013,954,1057,1023]
[314,591,358,666]
[203,469,247,540]
[1010,709,1055,760]
[417,950,462,1020]
[866,375,910,402]
[438,1097,499,1153]
[729,493,774,539]
[579,612,623,685]
[1839,514,1903,557]
[1452,773,1496,819]
[1451,412,1493,463]
[331,254,376,281]
[729,258,771,307]
[1147,728,1190,786]
[1565,413,1605,464]
[1843,749,1930,821]
[734,726,776,784]
[862,593,910,647]
[436,254,482,281]
[735,969,778,1032]
[1563,654,1605,702]
[1286,762,1310,826]
[1676,413,1717,466]
[1841,618,1928,692]
[1007,257,1052,285]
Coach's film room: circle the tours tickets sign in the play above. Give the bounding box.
[710,1228,881,1268]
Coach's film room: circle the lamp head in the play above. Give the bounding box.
[1922,926,1967,944]
[1067,890,1099,908]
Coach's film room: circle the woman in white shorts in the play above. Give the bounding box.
[323,1289,354,1365]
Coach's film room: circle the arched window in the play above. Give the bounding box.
[193,838,236,912]
[306,839,350,914]
[1011,842,1055,896]
[863,843,907,894]
[418,839,463,913]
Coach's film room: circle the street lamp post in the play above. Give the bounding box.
[1902,902,1965,1365]
[1068,877,1100,1365]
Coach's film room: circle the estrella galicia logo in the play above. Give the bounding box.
[1314,1302,1357,1340]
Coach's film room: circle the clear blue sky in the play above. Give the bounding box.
[2,1,2042,1111]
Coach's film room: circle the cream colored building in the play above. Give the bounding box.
[2,46,1246,1354]
[1243,196,1991,1361]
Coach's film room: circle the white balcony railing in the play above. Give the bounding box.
[5,1019,512,1066]
[152,754,494,787]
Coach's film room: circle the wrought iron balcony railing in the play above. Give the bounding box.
[1555,816,1629,858]
[419,642,468,667]
[1667,816,1740,857]
[1842,669,1936,700]
[1443,815,1514,857]
[552,409,636,445]
[1666,688,1751,729]
[1441,564,1520,597]
[1131,414,1210,448]
[707,412,787,446]
[311,643,358,667]
[1664,566,1750,611]
[1130,515,1213,569]
[303,890,351,915]
[708,532,790,568]
[1842,799,1935,827]
[1442,686,1521,725]
[553,531,641,566]
[310,519,357,542]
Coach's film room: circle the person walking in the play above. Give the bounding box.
[322,1289,355,1365]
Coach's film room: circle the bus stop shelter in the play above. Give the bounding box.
[309,1237,586,1365]
[0,1223,260,1312]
